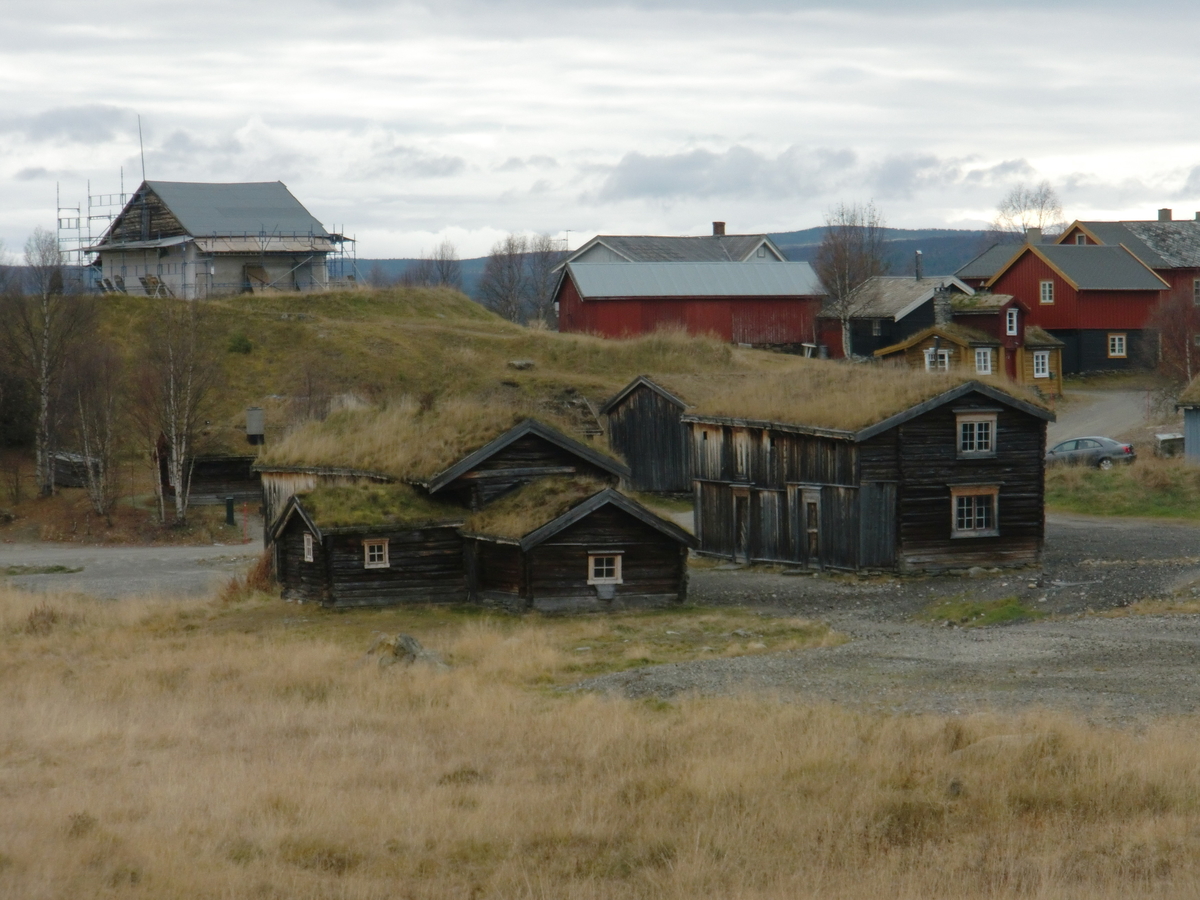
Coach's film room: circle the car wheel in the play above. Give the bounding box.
[1097,457,1113,470]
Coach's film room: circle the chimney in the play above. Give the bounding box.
[914,250,923,281]
[246,407,265,446]
[933,287,952,326]
[1159,208,1173,222]
[712,221,725,236]
[1026,227,1042,244]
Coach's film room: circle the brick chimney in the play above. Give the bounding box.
[1026,227,1041,244]
[712,221,725,236]
[933,287,952,326]
[1159,208,1173,222]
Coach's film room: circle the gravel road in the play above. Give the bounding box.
[1048,389,1149,445]
[0,541,263,598]
[579,513,1200,722]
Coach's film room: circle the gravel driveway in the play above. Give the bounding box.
[580,513,1200,722]
[0,541,263,598]
[1048,389,1149,445]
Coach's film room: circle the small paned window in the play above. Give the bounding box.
[364,539,389,569]
[952,489,999,538]
[974,348,993,375]
[871,319,882,337]
[957,413,997,457]
[1193,278,1200,305]
[587,553,623,585]
[757,246,766,258]
[1039,280,1054,304]
[1005,308,1019,336]
[303,532,314,563]
[1075,234,1087,245]
[1033,350,1050,378]
[924,348,952,371]
[1108,333,1127,358]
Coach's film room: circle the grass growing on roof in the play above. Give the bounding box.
[649,365,1044,432]
[463,476,608,540]
[299,483,463,530]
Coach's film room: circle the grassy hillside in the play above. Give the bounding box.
[93,286,808,456]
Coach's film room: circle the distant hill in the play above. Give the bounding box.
[356,227,1003,300]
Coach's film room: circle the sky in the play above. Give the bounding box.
[4,0,1200,259]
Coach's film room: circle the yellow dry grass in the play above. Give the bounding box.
[651,365,1043,432]
[462,476,607,539]
[5,585,1200,898]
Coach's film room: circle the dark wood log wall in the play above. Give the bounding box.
[107,189,187,243]
[692,389,1046,572]
[278,517,331,604]
[441,433,620,507]
[471,540,524,606]
[321,527,467,608]
[183,456,260,505]
[879,394,1045,571]
[605,386,691,492]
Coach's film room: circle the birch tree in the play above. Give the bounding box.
[134,300,220,525]
[525,234,566,326]
[71,342,125,522]
[991,181,1065,240]
[0,227,93,496]
[812,202,889,358]
[478,234,529,322]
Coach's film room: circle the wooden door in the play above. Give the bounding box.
[733,492,750,562]
[802,488,821,568]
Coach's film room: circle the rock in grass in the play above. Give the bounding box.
[367,632,448,669]
[507,359,535,370]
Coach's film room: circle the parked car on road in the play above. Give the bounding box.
[1045,436,1136,469]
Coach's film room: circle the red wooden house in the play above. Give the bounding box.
[555,261,826,349]
[984,243,1167,373]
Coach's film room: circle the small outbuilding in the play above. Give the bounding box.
[462,478,694,613]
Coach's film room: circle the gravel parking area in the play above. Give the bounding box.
[579,513,1200,722]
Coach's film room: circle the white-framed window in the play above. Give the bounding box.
[974,348,993,375]
[757,246,766,258]
[1039,280,1054,304]
[957,413,997,457]
[923,348,952,371]
[1075,234,1087,245]
[1033,350,1050,378]
[1108,333,1127,358]
[871,319,882,337]
[951,486,1000,538]
[1193,278,1199,305]
[587,552,623,585]
[364,539,389,569]
[303,532,314,563]
[1006,307,1019,336]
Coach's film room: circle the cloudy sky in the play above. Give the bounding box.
[4,0,1200,258]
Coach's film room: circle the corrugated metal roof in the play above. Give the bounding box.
[955,243,1020,280]
[145,181,328,237]
[1036,245,1165,290]
[838,275,971,320]
[567,262,823,298]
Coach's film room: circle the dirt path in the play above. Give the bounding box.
[579,514,1200,722]
[1048,389,1149,444]
[0,541,263,598]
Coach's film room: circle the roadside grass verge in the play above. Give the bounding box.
[917,595,1047,627]
[1046,455,1200,520]
[6,583,1200,897]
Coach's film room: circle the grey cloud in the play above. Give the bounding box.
[594,145,857,202]
[15,166,51,180]
[495,155,558,172]
[0,105,138,144]
[963,158,1036,185]
[366,145,467,179]
[1177,166,1200,199]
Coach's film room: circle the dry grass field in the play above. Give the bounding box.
[5,583,1200,899]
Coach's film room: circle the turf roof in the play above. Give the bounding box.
[462,476,607,541]
[297,482,463,531]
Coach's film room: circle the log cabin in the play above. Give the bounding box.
[271,477,693,612]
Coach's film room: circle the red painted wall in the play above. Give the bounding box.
[989,251,1163,330]
[556,275,821,345]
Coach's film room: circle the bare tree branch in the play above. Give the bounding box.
[525,234,566,326]
[812,202,889,358]
[479,234,529,323]
[990,180,1066,241]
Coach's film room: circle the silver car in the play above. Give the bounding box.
[1044,436,1136,470]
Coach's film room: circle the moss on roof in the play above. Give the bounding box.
[260,392,615,483]
[1179,376,1200,407]
[298,482,463,530]
[951,292,1014,311]
[645,362,1045,432]
[1024,325,1065,348]
[463,476,608,541]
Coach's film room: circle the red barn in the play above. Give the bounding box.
[555,262,826,349]
[985,243,1167,373]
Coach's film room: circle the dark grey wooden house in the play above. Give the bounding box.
[462,478,694,612]
[684,380,1053,573]
[271,484,467,607]
[265,417,693,611]
[600,376,693,493]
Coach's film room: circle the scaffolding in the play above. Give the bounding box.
[56,172,129,291]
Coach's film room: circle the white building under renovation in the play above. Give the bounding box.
[89,180,346,298]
